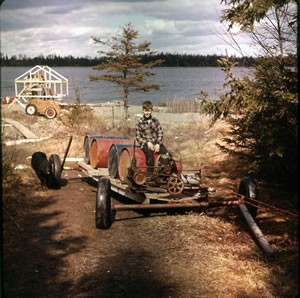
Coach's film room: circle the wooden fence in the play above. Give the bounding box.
[165,98,201,113]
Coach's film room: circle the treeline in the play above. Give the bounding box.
[0,52,255,67]
[141,53,255,67]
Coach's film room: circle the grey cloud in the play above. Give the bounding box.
[45,7,78,15]
[0,0,249,57]
[135,1,220,22]
[1,14,40,32]
[0,0,162,10]
[1,0,63,10]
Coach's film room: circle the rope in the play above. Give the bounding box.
[233,192,299,217]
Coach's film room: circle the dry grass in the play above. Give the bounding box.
[2,103,298,297]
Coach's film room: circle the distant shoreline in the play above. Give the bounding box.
[0,53,256,68]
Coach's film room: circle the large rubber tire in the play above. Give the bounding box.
[25,104,37,115]
[238,175,258,218]
[96,177,113,229]
[49,154,62,181]
[45,107,57,119]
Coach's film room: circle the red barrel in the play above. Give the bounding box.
[84,135,129,164]
[2,96,14,104]
[118,147,147,182]
[108,144,136,178]
[89,136,131,169]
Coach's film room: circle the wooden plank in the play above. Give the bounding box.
[65,157,84,162]
[3,118,37,139]
[4,136,52,146]
[6,99,18,110]
[110,184,147,203]
[78,161,109,177]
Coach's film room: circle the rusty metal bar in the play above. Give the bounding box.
[61,135,73,173]
[112,199,242,211]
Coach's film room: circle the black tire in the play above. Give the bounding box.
[25,104,37,115]
[49,154,62,181]
[238,175,258,218]
[96,177,113,229]
[45,107,57,119]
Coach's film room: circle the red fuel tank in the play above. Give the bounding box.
[89,136,131,169]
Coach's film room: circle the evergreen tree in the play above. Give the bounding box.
[90,23,164,119]
[201,0,297,182]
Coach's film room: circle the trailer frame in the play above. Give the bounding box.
[77,159,275,256]
[79,160,242,214]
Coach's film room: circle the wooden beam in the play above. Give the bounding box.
[3,118,37,139]
[4,136,52,146]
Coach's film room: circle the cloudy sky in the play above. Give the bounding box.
[0,0,253,58]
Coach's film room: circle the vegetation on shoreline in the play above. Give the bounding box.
[0,52,256,67]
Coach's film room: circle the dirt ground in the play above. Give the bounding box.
[1,103,299,297]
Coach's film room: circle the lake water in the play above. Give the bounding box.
[1,66,252,105]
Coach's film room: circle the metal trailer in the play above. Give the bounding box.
[76,134,275,255]
[78,160,244,230]
[77,135,262,230]
[55,134,271,255]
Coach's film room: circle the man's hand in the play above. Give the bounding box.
[154,144,160,152]
[147,142,155,151]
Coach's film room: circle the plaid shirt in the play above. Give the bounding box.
[136,115,163,148]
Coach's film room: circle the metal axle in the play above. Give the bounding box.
[112,199,242,211]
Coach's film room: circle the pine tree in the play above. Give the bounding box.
[201,0,297,182]
[90,23,164,119]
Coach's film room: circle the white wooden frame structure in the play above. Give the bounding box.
[14,65,69,108]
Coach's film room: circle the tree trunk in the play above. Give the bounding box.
[123,88,129,120]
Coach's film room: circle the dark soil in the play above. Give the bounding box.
[2,165,299,298]
[2,106,299,297]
